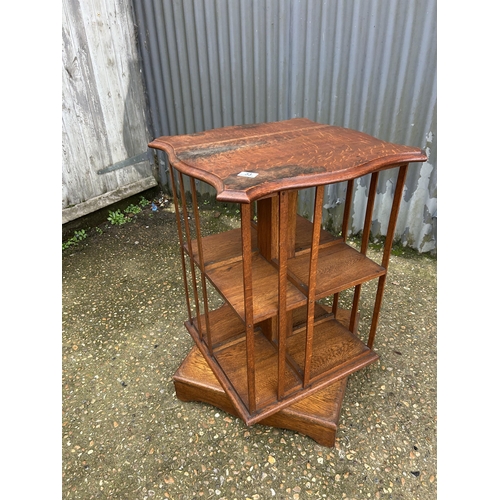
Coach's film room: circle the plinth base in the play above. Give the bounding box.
[173,345,349,447]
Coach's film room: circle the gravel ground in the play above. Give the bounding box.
[62,195,437,500]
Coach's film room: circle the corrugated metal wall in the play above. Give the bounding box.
[62,0,157,223]
[132,0,436,253]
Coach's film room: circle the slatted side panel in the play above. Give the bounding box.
[62,0,156,223]
[133,0,436,252]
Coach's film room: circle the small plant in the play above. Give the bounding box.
[62,229,88,250]
[74,229,87,240]
[124,204,141,215]
[138,196,149,207]
[95,227,103,235]
[107,209,128,225]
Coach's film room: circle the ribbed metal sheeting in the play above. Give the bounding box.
[133,0,436,253]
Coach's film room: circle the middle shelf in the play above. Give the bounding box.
[185,214,386,324]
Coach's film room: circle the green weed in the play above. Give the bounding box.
[62,229,88,251]
[138,196,150,207]
[124,204,141,215]
[107,209,128,225]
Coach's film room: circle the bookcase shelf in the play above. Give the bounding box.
[287,239,386,298]
[205,252,307,323]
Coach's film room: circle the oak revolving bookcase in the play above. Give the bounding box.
[149,118,426,447]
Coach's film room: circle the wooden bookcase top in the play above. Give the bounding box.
[149,118,426,203]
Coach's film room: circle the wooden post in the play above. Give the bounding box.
[168,164,193,325]
[342,179,355,242]
[241,203,256,413]
[189,177,213,355]
[257,196,279,261]
[334,180,354,316]
[350,172,380,332]
[178,173,202,338]
[303,185,324,387]
[277,191,289,400]
[367,165,408,348]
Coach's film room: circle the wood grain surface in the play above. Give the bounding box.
[149,118,426,203]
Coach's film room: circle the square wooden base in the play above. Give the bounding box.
[173,345,349,447]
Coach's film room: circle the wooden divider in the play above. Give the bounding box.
[189,176,213,355]
[168,164,193,326]
[241,203,257,414]
[303,185,325,387]
[367,164,409,348]
[178,172,203,340]
[276,192,287,399]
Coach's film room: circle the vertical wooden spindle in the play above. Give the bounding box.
[334,180,354,316]
[189,177,213,355]
[286,190,298,258]
[381,166,409,269]
[168,164,193,325]
[361,171,380,254]
[303,185,324,387]
[257,196,279,261]
[342,179,354,242]
[178,173,202,339]
[368,165,409,348]
[350,172,379,332]
[241,203,256,413]
[277,191,289,400]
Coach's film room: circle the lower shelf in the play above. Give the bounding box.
[185,303,379,425]
[173,344,349,447]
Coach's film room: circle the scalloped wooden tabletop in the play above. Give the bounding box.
[149,118,426,203]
